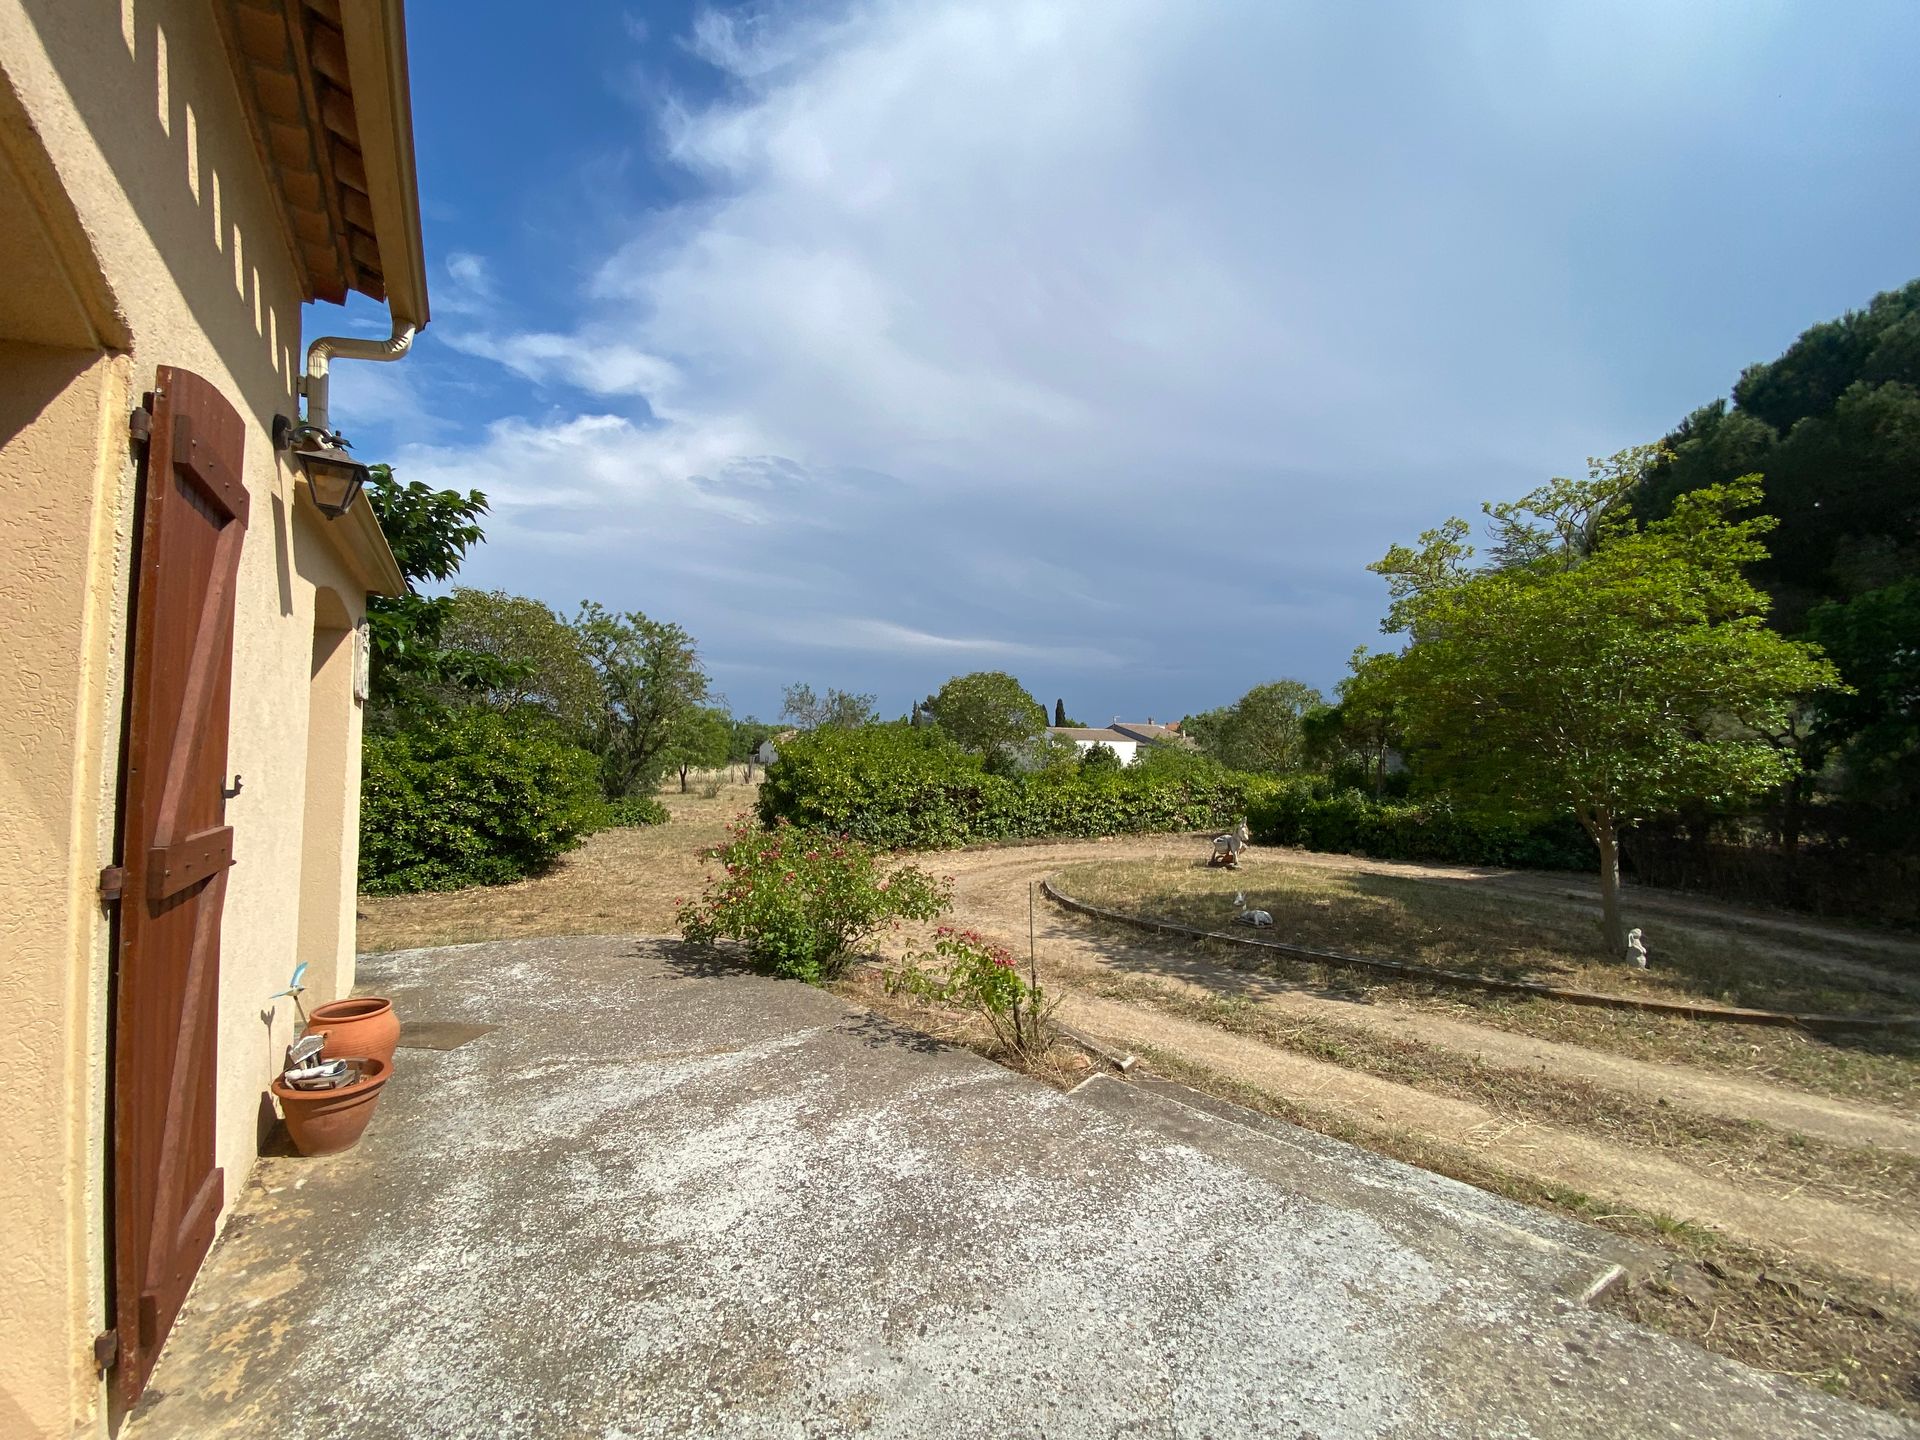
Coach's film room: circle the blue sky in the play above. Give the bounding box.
[321,0,1920,724]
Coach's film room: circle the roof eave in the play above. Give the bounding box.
[338,0,430,327]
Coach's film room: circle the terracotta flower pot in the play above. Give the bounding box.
[308,996,401,1068]
[272,1058,391,1157]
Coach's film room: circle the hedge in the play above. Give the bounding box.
[759,723,1592,870]
[360,709,608,893]
[758,724,1267,849]
[1244,779,1592,870]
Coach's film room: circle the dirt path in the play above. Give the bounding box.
[1059,992,1920,1293]
[929,840,1920,1154]
[902,838,1920,1287]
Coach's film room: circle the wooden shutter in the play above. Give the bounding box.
[110,367,249,1406]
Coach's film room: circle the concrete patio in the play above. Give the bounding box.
[126,936,1911,1439]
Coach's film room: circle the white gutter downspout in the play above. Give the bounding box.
[300,316,417,436]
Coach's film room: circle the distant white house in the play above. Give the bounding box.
[1047,720,1190,767]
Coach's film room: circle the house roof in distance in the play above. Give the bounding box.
[1110,722,1185,745]
[1048,727,1134,744]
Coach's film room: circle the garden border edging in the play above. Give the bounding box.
[1039,876,1920,1032]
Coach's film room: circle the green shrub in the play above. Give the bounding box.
[759,724,1270,849]
[1244,778,1590,869]
[602,794,669,828]
[677,818,952,982]
[360,709,607,893]
[887,925,1058,1062]
[758,723,1588,870]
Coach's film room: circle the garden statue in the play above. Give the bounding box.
[1626,927,1649,968]
[1232,892,1273,927]
[1210,821,1250,869]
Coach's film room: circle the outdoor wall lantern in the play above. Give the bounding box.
[273,414,370,519]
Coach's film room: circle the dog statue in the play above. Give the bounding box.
[1210,821,1250,869]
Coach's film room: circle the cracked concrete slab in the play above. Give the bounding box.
[125,936,1913,1439]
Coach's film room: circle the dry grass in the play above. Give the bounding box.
[355,776,754,954]
[1053,857,1918,1013]
[1054,858,1920,1108]
[1128,1044,1920,1421]
[1070,968,1920,1220]
[1394,987,1920,1112]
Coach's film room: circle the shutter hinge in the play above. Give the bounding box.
[93,1329,119,1372]
[128,403,153,447]
[98,865,126,903]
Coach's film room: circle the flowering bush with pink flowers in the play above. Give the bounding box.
[887,926,1059,1063]
[676,817,951,982]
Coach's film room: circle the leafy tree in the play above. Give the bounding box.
[781,683,878,731]
[664,706,733,792]
[1481,446,1664,569]
[923,671,1047,763]
[438,588,599,740]
[1053,698,1067,726]
[362,464,491,720]
[1375,478,1840,954]
[1079,741,1123,773]
[575,602,711,799]
[1626,278,1920,857]
[1806,579,1920,835]
[1185,679,1326,774]
[1302,650,1405,795]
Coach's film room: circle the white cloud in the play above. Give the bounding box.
[440,329,684,401]
[438,252,498,315]
[775,618,1122,668]
[401,0,1891,714]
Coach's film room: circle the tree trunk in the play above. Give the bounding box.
[1592,814,1626,958]
[679,765,690,793]
[1780,774,1806,859]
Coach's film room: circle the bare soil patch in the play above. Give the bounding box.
[1067,970,1920,1221]
[356,778,751,953]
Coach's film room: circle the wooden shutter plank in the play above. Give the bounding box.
[170,412,251,525]
[110,366,249,1407]
[147,824,236,901]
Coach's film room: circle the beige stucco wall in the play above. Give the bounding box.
[1,3,378,1433]
[0,341,131,1440]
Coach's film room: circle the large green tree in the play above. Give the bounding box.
[1185,679,1326,774]
[1376,478,1839,955]
[922,671,1047,764]
[1629,279,1920,854]
[362,464,491,723]
[438,588,600,740]
[1301,649,1404,795]
[575,602,711,799]
[1806,578,1920,838]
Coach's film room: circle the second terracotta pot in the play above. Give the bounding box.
[309,996,401,1067]
[272,1058,391,1156]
